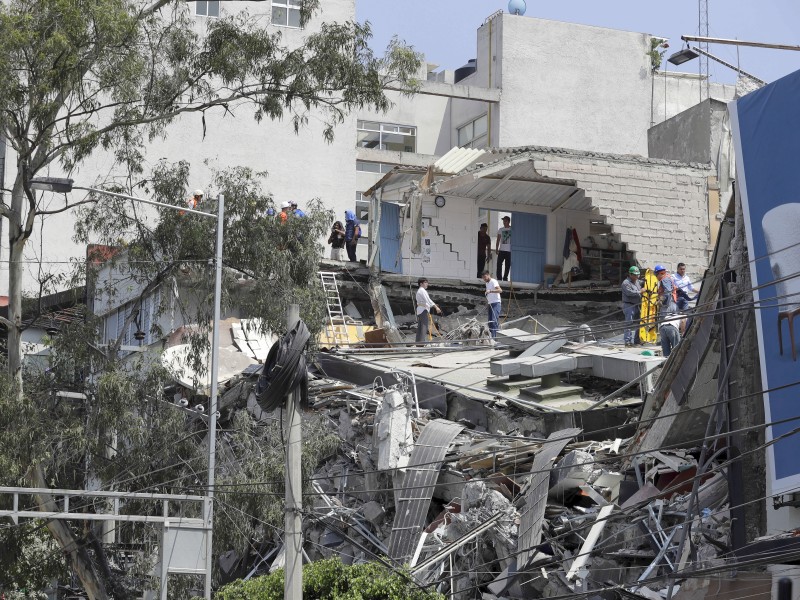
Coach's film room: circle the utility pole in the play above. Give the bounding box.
[698,0,710,102]
[285,303,303,600]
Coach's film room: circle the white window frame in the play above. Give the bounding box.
[195,0,219,17]
[357,120,417,153]
[271,0,302,28]
[356,160,398,174]
[104,287,162,351]
[457,114,488,149]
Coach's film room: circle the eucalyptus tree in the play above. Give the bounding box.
[0,0,420,595]
[0,0,420,388]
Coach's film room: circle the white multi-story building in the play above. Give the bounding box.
[1,2,733,293]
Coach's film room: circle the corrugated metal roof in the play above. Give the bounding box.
[387,418,464,564]
[517,428,582,568]
[433,147,488,174]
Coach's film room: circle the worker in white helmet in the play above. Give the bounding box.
[180,189,204,216]
[279,201,291,223]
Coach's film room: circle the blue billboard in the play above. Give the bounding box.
[730,69,800,495]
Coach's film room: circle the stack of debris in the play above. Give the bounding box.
[223,367,732,600]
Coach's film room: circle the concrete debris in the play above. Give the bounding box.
[374,388,414,471]
[202,295,737,600]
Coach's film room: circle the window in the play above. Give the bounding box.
[352,192,369,242]
[104,288,162,351]
[357,121,416,153]
[457,114,488,148]
[356,160,398,174]
[272,0,302,27]
[195,0,219,17]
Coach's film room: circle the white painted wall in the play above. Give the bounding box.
[2,0,358,295]
[651,71,736,128]
[3,4,726,294]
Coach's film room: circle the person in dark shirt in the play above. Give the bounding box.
[477,223,492,278]
[621,266,642,346]
[327,221,346,261]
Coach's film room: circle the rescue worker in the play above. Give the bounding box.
[279,201,292,223]
[290,200,306,218]
[655,264,680,357]
[180,189,203,216]
[621,266,642,346]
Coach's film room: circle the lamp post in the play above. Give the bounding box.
[29,177,224,600]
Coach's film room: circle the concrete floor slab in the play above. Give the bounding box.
[519,354,579,378]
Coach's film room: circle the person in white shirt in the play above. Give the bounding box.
[495,216,512,281]
[482,270,502,339]
[415,278,441,344]
[672,262,696,311]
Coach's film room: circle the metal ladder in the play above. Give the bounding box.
[319,272,350,347]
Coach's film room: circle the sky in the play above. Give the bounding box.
[356,0,800,85]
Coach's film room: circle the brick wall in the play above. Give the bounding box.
[531,152,713,279]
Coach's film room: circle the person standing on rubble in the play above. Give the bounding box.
[477,223,492,278]
[621,266,642,346]
[279,201,292,223]
[327,221,346,261]
[482,270,502,339]
[655,264,681,357]
[179,189,203,216]
[290,200,306,218]
[495,215,512,281]
[415,278,441,344]
[344,209,361,262]
[672,262,696,312]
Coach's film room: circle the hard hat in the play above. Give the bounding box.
[629,266,640,275]
[290,200,298,206]
[193,189,204,197]
[654,264,666,273]
[281,201,291,209]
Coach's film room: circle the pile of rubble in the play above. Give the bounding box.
[234,368,733,600]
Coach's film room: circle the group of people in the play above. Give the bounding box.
[327,210,361,262]
[477,216,513,281]
[265,200,305,222]
[622,262,697,357]
[415,271,503,344]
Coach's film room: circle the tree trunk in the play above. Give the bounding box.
[9,176,109,598]
[30,466,109,600]
[7,235,24,391]
[7,180,26,394]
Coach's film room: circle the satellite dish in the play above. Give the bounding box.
[508,0,526,15]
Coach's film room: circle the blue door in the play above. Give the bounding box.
[510,212,546,283]
[379,202,402,274]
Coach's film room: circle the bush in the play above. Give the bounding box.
[215,558,444,600]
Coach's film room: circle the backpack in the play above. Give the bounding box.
[354,224,361,239]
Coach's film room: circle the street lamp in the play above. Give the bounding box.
[667,47,699,66]
[29,176,224,600]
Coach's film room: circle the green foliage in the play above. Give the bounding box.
[215,558,444,600]
[75,161,331,369]
[0,524,67,598]
[648,38,668,71]
[214,412,340,561]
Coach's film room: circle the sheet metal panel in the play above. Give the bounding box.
[517,427,582,568]
[387,419,464,564]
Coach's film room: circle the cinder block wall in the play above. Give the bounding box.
[531,150,713,279]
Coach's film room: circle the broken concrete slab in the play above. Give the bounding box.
[374,389,414,471]
[518,354,579,378]
[495,328,542,351]
[519,382,584,402]
[518,334,568,358]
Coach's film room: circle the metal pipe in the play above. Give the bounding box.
[687,46,766,86]
[681,35,800,51]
